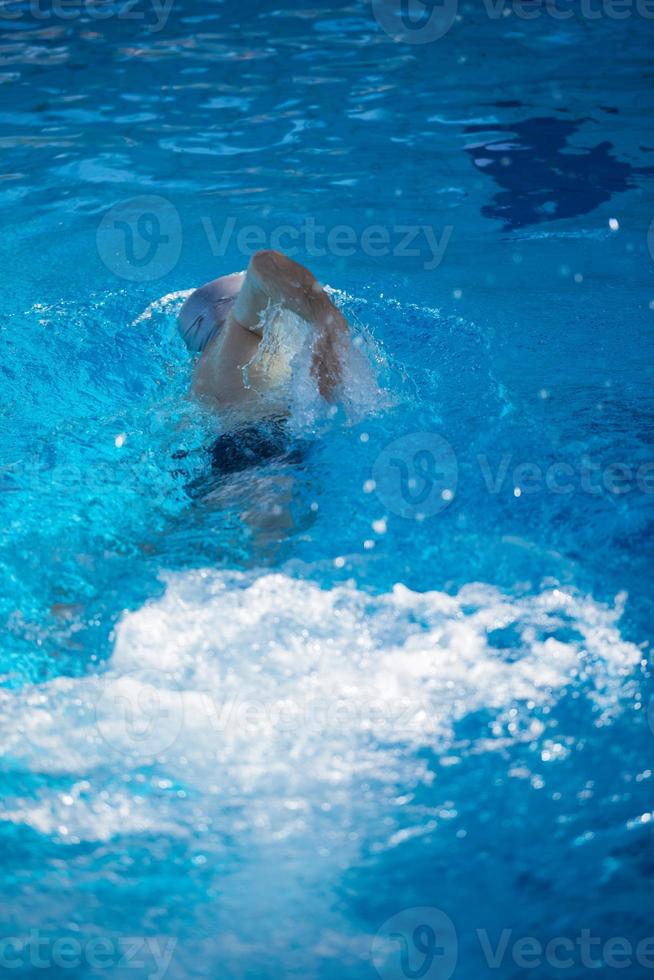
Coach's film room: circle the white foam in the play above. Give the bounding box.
[131,289,193,327]
[0,571,640,843]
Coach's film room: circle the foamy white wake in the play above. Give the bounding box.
[0,570,640,844]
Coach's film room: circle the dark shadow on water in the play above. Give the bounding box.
[464,116,654,230]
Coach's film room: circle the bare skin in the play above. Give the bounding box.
[191,250,350,412]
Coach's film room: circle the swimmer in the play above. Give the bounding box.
[177,250,351,478]
[178,249,350,411]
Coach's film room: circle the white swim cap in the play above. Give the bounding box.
[178,272,245,353]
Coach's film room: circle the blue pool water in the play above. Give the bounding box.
[1,1,654,977]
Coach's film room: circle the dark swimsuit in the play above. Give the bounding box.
[210,416,304,475]
[173,417,304,497]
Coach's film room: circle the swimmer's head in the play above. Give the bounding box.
[178,271,245,353]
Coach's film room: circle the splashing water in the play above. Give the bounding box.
[2,2,654,975]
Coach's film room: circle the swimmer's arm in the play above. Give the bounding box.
[231,250,349,400]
